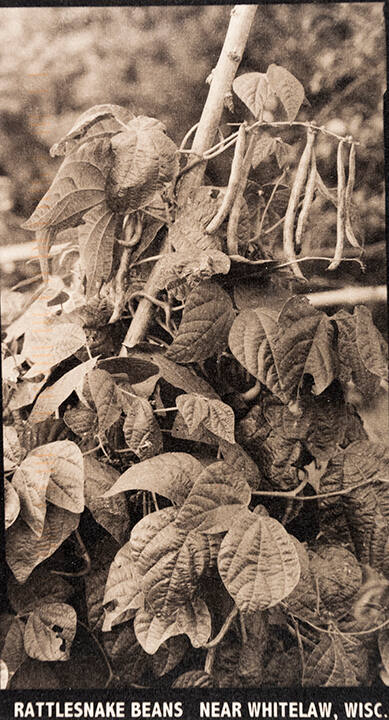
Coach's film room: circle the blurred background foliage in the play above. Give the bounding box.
[0,3,385,278]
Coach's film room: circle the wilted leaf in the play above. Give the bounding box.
[5,479,20,530]
[218,509,300,613]
[166,281,235,364]
[29,357,97,424]
[103,542,143,632]
[152,636,189,677]
[78,202,118,298]
[104,452,203,505]
[302,634,358,686]
[252,132,276,168]
[176,393,235,444]
[88,368,122,433]
[233,72,270,119]
[105,116,178,214]
[83,456,130,545]
[266,64,305,122]
[22,321,86,372]
[50,104,135,157]
[24,602,77,662]
[6,505,80,583]
[123,396,163,460]
[172,670,214,687]
[176,462,251,534]
[8,569,73,615]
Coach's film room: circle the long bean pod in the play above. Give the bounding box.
[328,139,346,271]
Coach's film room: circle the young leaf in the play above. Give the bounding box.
[302,634,358,687]
[50,104,135,157]
[4,480,20,531]
[29,357,97,424]
[104,452,203,505]
[22,321,87,372]
[266,64,305,122]
[78,202,118,298]
[24,602,77,662]
[103,543,143,632]
[6,506,80,583]
[176,393,235,444]
[83,456,130,546]
[87,368,123,434]
[233,72,270,119]
[175,461,251,534]
[218,509,300,613]
[123,396,163,460]
[105,116,178,214]
[166,281,235,363]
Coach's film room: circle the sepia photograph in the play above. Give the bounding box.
[1,1,388,702]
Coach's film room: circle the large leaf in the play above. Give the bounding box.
[105,116,178,214]
[302,634,358,687]
[176,393,235,444]
[22,321,86,373]
[50,104,135,157]
[78,202,118,298]
[103,542,143,632]
[333,309,381,399]
[229,306,285,401]
[275,296,335,399]
[127,347,218,398]
[6,505,80,583]
[123,396,163,460]
[29,357,97,424]
[83,456,130,546]
[4,480,20,531]
[355,305,387,380]
[44,441,84,514]
[104,452,203,505]
[266,64,305,122]
[166,281,235,363]
[134,597,211,654]
[12,451,51,536]
[218,509,301,613]
[24,602,77,662]
[233,72,270,119]
[87,368,122,434]
[175,462,251,534]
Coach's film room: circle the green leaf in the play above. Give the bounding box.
[104,452,203,505]
[4,480,20,530]
[24,602,77,662]
[103,542,143,632]
[266,64,305,122]
[176,393,235,444]
[105,116,178,214]
[134,597,211,654]
[29,357,97,424]
[302,634,358,687]
[123,396,163,460]
[218,509,301,613]
[233,72,270,119]
[87,368,122,434]
[6,505,80,583]
[50,104,135,157]
[83,456,130,546]
[166,281,235,364]
[78,202,118,298]
[175,462,251,534]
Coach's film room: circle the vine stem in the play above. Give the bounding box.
[251,476,384,501]
[120,5,257,352]
[201,606,238,649]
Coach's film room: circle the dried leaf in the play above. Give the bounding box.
[266,64,305,122]
[29,357,97,424]
[24,602,77,662]
[123,396,163,460]
[176,393,235,444]
[50,104,135,157]
[6,505,80,583]
[83,456,130,545]
[104,452,203,505]
[233,72,270,119]
[166,281,235,364]
[218,509,301,613]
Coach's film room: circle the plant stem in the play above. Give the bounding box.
[120,5,257,352]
